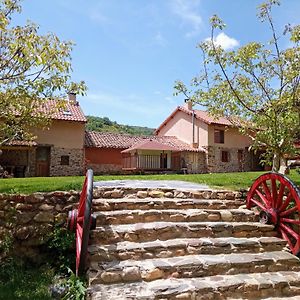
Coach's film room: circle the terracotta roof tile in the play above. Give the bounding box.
[155,106,233,134]
[39,99,87,123]
[85,131,142,148]
[85,131,205,152]
[191,108,232,126]
[2,140,37,147]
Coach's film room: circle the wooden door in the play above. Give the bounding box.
[238,150,244,172]
[160,153,168,169]
[36,147,50,176]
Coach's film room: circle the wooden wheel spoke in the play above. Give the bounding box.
[77,216,84,224]
[78,188,87,216]
[276,183,285,209]
[279,223,299,241]
[262,181,272,203]
[278,227,294,250]
[254,188,270,208]
[278,193,293,212]
[280,205,298,217]
[271,178,277,208]
[249,197,268,211]
[281,217,300,225]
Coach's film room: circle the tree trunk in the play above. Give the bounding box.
[272,151,289,174]
[272,151,280,172]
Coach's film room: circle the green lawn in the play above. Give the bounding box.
[0,170,299,194]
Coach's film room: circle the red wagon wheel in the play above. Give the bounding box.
[247,172,300,255]
[67,169,96,276]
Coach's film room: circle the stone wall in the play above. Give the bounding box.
[28,148,36,177]
[50,147,84,176]
[0,191,79,259]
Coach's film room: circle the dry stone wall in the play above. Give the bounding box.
[0,191,80,260]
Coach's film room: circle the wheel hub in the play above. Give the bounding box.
[259,208,279,226]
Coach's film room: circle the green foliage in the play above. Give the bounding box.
[61,268,86,300]
[87,115,154,136]
[174,0,300,171]
[0,0,87,144]
[0,207,16,259]
[46,225,75,272]
[0,234,13,258]
[0,258,53,300]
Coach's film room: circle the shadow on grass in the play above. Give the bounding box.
[0,259,53,300]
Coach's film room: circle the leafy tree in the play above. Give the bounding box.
[0,0,86,144]
[175,0,300,172]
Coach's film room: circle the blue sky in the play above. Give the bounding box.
[14,0,300,128]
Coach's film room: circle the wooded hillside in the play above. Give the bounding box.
[86,116,154,136]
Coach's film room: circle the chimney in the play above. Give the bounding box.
[184,99,193,110]
[68,92,78,105]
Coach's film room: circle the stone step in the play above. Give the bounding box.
[86,271,300,300]
[92,198,244,212]
[88,236,287,262]
[259,297,300,300]
[91,222,275,244]
[88,251,300,285]
[94,208,257,225]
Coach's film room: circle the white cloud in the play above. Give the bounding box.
[170,0,203,37]
[205,32,239,50]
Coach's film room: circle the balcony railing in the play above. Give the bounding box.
[122,155,166,170]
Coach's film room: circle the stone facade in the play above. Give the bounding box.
[181,151,207,174]
[50,147,84,176]
[204,146,252,173]
[27,148,36,177]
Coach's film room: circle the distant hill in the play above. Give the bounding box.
[86,116,155,136]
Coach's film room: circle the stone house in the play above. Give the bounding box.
[155,101,262,173]
[0,94,86,177]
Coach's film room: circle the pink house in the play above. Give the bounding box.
[155,101,262,173]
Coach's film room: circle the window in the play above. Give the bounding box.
[221,151,229,162]
[60,155,70,165]
[63,110,72,116]
[214,129,224,144]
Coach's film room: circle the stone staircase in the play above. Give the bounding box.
[86,188,300,300]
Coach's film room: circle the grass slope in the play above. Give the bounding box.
[0,170,299,194]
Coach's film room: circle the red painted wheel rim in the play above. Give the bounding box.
[74,169,94,276]
[247,172,300,255]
